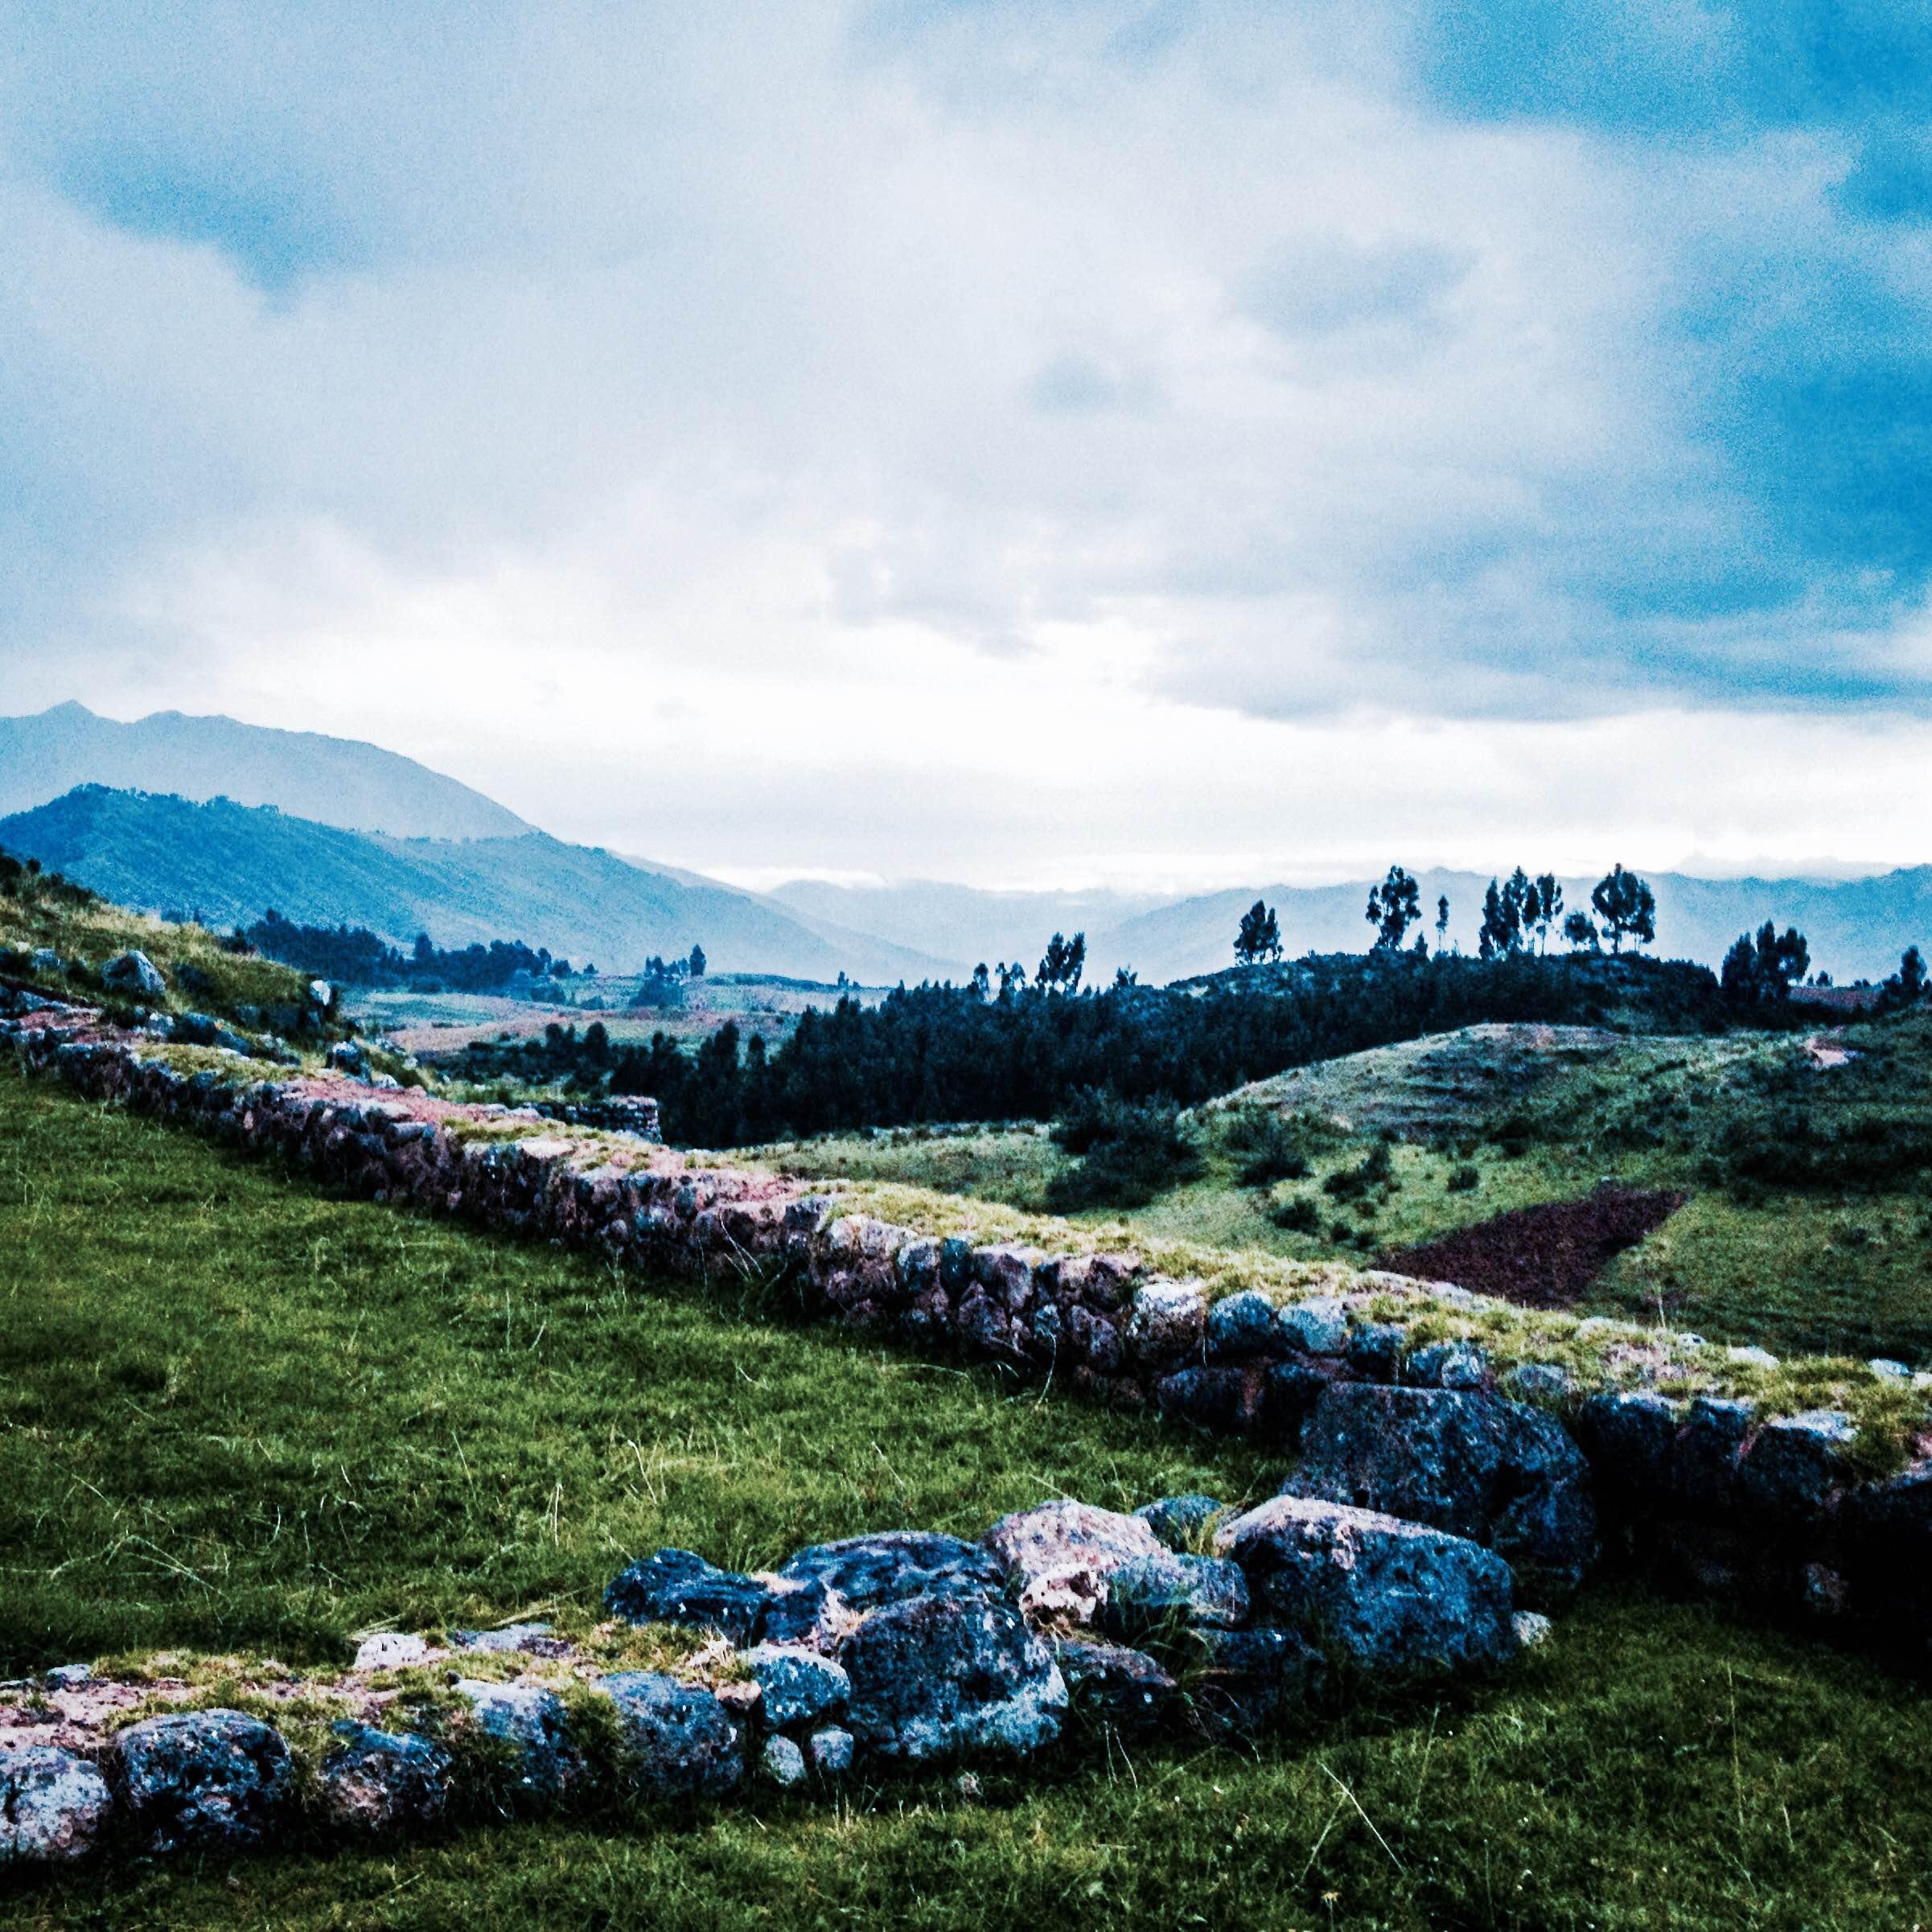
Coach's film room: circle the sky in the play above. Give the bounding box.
[4,1,1931,891]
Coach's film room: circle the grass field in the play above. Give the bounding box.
[4,1064,1932,1930]
[756,1017,1932,1364]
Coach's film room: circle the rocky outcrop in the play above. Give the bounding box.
[0,1483,1552,1883]
[2,983,1926,1671]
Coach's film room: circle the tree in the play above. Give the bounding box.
[1037,931,1086,994]
[1366,865,1421,950]
[1591,865,1656,955]
[1562,909,1599,952]
[970,962,992,1001]
[1900,945,1927,1004]
[1435,894,1450,953]
[689,943,707,978]
[1533,874,1564,953]
[413,932,436,966]
[1502,868,1535,948]
[1112,964,1139,989]
[1234,899,1281,967]
[1722,921,1809,1008]
[1478,878,1520,960]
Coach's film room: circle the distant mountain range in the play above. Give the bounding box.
[0,786,945,984]
[2,702,1927,984]
[1065,869,1932,986]
[768,879,1172,973]
[0,701,528,841]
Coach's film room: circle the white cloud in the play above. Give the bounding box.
[2,2,1928,886]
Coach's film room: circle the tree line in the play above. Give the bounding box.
[244,911,586,993]
[1233,862,1660,969]
[592,947,1727,1147]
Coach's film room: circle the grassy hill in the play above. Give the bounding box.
[0,786,947,983]
[3,1063,1929,1930]
[750,1012,1932,1365]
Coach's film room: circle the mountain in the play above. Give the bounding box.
[767,880,1173,980]
[0,701,529,840]
[1081,869,1932,986]
[0,787,947,983]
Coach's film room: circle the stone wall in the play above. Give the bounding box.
[2,983,1926,1657]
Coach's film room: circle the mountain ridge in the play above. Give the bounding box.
[0,701,530,841]
[0,787,947,983]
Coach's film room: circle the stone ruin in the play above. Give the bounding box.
[2,976,1928,1877]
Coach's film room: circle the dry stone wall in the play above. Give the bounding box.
[4,979,1931,1877]
[2,981,1927,1650]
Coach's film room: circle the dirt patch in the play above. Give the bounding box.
[1376,1184,1687,1311]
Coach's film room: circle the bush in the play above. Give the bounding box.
[1322,1137,1393,1201]
[1046,1096,1202,1211]
[1269,1194,1321,1234]
[1447,1164,1481,1193]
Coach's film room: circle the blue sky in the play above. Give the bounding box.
[3,2,1930,886]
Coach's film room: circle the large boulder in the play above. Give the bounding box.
[452,1680,582,1808]
[106,1708,294,1854]
[838,1594,1067,1761]
[606,1548,773,1644]
[600,1672,743,1798]
[101,950,166,999]
[0,1746,113,1867]
[1284,1383,1598,1604]
[981,1499,1168,1628]
[1215,1496,1519,1682]
[317,1723,453,1835]
[777,1531,1007,1614]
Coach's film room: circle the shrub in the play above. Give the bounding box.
[1268,1194,1322,1234]
[1046,1096,1202,1211]
[1447,1164,1481,1193]
[1322,1137,1393,1201]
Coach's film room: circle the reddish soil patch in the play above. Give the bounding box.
[1377,1184,1687,1311]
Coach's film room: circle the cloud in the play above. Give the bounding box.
[2,2,1930,886]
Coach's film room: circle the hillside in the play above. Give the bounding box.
[0,787,945,982]
[0,701,529,841]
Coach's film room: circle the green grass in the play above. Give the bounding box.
[0,1063,1264,1671]
[6,1066,1932,1930]
[0,886,319,1033]
[760,1021,1932,1365]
